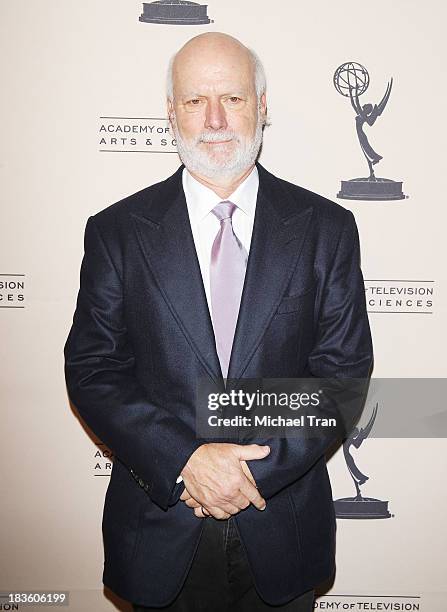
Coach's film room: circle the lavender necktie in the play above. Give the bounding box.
[210,201,248,378]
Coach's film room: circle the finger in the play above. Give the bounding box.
[184,497,201,508]
[180,488,191,501]
[216,501,242,515]
[241,461,257,486]
[232,443,270,461]
[186,489,246,512]
[207,506,231,520]
[222,491,250,511]
[239,478,266,511]
[193,507,208,518]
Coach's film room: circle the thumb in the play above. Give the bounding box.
[232,443,270,461]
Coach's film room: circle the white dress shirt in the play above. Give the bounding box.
[182,164,259,311]
[175,164,259,484]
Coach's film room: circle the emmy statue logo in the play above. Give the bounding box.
[334,403,393,519]
[334,62,406,201]
[139,0,213,25]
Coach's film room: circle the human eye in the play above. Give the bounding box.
[185,98,203,107]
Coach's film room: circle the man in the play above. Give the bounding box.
[64,32,373,611]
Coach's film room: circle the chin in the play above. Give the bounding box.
[207,155,241,171]
[200,161,249,180]
[207,151,235,164]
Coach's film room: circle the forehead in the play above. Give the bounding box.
[173,46,255,96]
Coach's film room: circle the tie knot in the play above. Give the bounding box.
[212,200,237,222]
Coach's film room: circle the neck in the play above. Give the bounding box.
[187,164,255,199]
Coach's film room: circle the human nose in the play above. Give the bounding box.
[204,99,228,131]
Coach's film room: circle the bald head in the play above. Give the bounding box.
[177,32,249,62]
[166,32,266,102]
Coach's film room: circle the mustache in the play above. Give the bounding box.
[196,131,240,144]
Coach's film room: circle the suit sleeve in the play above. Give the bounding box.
[246,210,374,499]
[64,216,203,510]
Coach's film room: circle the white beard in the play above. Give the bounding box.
[171,111,264,180]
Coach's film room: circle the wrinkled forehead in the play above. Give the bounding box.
[172,45,256,98]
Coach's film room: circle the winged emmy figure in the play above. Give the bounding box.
[349,80,393,180]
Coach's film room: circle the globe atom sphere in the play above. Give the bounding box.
[334,62,369,97]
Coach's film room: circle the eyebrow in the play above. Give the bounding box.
[179,91,247,99]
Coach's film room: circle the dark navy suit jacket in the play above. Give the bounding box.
[64,162,373,607]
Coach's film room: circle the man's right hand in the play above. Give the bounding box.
[179,443,270,519]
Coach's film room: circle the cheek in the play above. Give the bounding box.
[176,111,205,139]
[231,112,258,138]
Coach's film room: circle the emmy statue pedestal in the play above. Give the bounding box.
[334,495,392,519]
[333,402,393,520]
[338,177,406,201]
[139,0,213,25]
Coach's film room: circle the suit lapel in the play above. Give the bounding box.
[227,163,314,381]
[130,166,223,383]
[130,163,313,384]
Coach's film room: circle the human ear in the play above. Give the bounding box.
[167,98,175,124]
[259,93,268,124]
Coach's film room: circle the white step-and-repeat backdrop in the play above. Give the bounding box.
[1,1,446,610]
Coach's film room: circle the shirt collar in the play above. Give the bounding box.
[182,165,259,226]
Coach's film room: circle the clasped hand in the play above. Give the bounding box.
[179,442,270,520]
